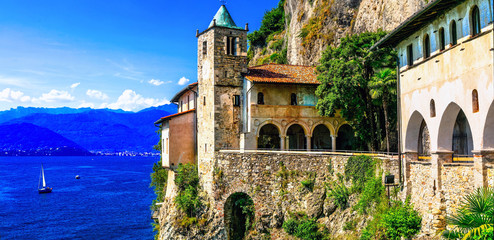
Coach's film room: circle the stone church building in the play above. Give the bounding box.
[155,5,353,196]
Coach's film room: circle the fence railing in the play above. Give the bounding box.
[416,154,474,163]
[219,148,399,158]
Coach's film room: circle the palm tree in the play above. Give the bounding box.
[442,187,494,239]
[369,68,396,153]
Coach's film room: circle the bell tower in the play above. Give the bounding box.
[196,4,248,193]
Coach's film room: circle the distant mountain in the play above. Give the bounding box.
[0,105,177,154]
[0,123,91,156]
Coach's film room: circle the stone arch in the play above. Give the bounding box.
[418,120,431,156]
[452,110,473,155]
[482,100,494,150]
[405,111,428,152]
[437,102,473,153]
[311,124,332,150]
[336,124,356,150]
[311,121,336,136]
[256,121,282,137]
[224,192,255,240]
[284,121,311,137]
[257,123,281,150]
[286,124,307,150]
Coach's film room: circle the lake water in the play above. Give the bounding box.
[0,156,158,239]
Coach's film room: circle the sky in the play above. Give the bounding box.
[0,0,279,111]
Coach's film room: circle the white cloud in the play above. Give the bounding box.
[0,88,31,102]
[37,89,75,103]
[77,101,95,108]
[148,79,165,86]
[178,77,189,86]
[86,89,109,100]
[103,89,169,111]
[70,82,80,89]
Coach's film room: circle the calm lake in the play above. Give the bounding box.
[0,156,157,239]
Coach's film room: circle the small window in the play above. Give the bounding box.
[471,6,481,36]
[203,96,206,106]
[203,41,207,56]
[187,95,190,110]
[257,92,264,105]
[165,138,169,154]
[430,99,436,118]
[233,95,240,106]
[226,37,237,55]
[423,34,430,58]
[438,28,445,51]
[472,89,479,113]
[407,44,414,66]
[451,20,458,45]
[291,93,297,105]
[180,101,183,112]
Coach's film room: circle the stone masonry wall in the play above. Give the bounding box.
[441,164,476,217]
[408,161,435,235]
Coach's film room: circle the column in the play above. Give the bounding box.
[331,135,337,152]
[280,135,286,150]
[430,151,452,234]
[306,135,311,151]
[473,150,493,188]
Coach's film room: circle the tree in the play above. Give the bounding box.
[442,187,494,240]
[369,68,397,153]
[247,0,285,47]
[315,31,396,151]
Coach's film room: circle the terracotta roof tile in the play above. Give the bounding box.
[245,64,319,85]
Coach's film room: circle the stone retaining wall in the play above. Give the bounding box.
[442,164,476,217]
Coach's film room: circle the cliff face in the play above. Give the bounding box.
[281,0,425,66]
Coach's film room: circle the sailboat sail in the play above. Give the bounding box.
[41,164,46,188]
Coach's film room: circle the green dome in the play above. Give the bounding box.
[208,5,244,30]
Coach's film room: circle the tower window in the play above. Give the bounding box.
[291,93,297,105]
[257,92,264,105]
[451,20,458,45]
[430,99,436,118]
[471,6,481,36]
[423,34,430,59]
[226,36,237,55]
[472,89,479,113]
[407,44,414,66]
[203,41,207,56]
[438,28,445,51]
[203,96,206,106]
[233,95,240,106]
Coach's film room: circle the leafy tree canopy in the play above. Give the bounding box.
[247,0,286,47]
[316,31,397,151]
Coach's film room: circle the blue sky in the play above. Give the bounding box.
[0,0,279,111]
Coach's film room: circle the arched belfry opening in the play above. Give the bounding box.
[418,120,431,158]
[257,124,280,149]
[224,192,255,240]
[311,124,331,150]
[452,110,473,156]
[287,124,306,150]
[336,124,356,150]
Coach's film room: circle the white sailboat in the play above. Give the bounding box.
[38,164,52,194]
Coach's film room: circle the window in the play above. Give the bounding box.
[166,138,169,154]
[187,95,190,110]
[430,99,436,118]
[451,20,458,45]
[226,36,237,55]
[291,93,297,105]
[180,101,183,112]
[407,44,414,66]
[472,89,479,113]
[203,96,206,106]
[257,92,264,105]
[423,34,431,58]
[224,71,228,78]
[471,6,481,36]
[438,28,445,51]
[203,41,207,56]
[233,95,240,106]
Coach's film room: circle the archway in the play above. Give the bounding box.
[482,100,494,149]
[405,111,427,152]
[336,124,355,150]
[224,192,255,240]
[257,124,280,150]
[287,124,306,150]
[452,110,473,155]
[311,124,331,150]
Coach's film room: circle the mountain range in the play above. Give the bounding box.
[0,105,176,155]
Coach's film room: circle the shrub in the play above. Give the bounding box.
[282,218,298,234]
[247,0,285,47]
[174,164,200,217]
[301,178,315,191]
[282,216,326,240]
[354,175,385,214]
[344,155,375,192]
[442,187,494,239]
[327,180,350,209]
[378,199,422,239]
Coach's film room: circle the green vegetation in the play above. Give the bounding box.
[344,155,375,192]
[442,187,494,240]
[343,219,358,231]
[247,0,286,47]
[298,0,334,56]
[327,178,350,210]
[282,213,328,240]
[150,133,168,239]
[316,31,397,151]
[175,163,201,219]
